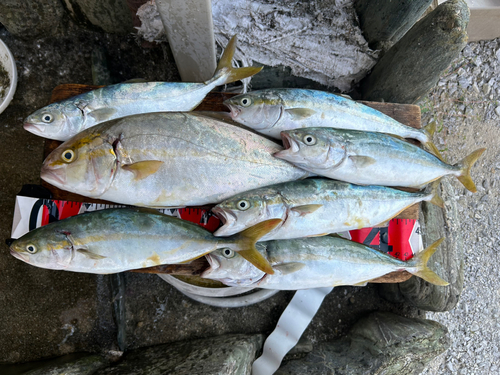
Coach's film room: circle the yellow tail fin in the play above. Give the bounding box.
[410,238,449,286]
[214,35,263,85]
[455,148,486,193]
[231,219,282,274]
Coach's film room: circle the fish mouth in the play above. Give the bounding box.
[40,165,66,186]
[201,253,220,278]
[212,207,239,236]
[10,249,29,263]
[223,102,241,120]
[274,132,299,159]
[24,122,45,135]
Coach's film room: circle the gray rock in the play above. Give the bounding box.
[22,354,109,375]
[66,0,134,34]
[495,106,500,117]
[354,0,433,51]
[95,334,263,375]
[0,0,65,38]
[360,0,470,104]
[276,312,449,375]
[379,179,464,312]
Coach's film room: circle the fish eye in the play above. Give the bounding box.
[26,244,37,254]
[237,200,250,211]
[61,149,75,163]
[303,134,317,146]
[222,248,235,258]
[42,113,53,123]
[240,97,252,107]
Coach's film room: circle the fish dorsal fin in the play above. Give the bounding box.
[122,78,147,83]
[87,108,117,123]
[273,262,305,275]
[122,160,164,181]
[285,108,316,120]
[348,155,376,168]
[291,204,322,217]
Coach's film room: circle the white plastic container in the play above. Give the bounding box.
[0,38,17,114]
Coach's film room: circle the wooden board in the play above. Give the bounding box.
[41,84,422,284]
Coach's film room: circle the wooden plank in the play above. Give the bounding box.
[156,0,216,82]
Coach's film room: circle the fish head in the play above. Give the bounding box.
[275,128,347,171]
[24,102,84,141]
[10,227,76,270]
[202,246,266,287]
[212,188,286,237]
[224,92,282,130]
[41,128,118,197]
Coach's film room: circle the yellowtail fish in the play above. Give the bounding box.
[9,208,281,274]
[223,88,442,159]
[202,236,449,290]
[24,36,262,141]
[40,112,312,207]
[275,127,485,192]
[212,179,443,240]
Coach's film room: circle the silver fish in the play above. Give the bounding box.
[275,127,485,192]
[223,88,441,158]
[212,178,443,240]
[40,112,312,207]
[202,236,449,290]
[9,208,281,274]
[24,36,262,141]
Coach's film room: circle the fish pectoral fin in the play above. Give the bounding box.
[285,108,316,120]
[306,233,329,237]
[348,155,376,168]
[122,160,164,181]
[76,248,106,260]
[273,262,305,275]
[87,107,117,122]
[291,204,322,216]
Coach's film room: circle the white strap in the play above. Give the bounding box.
[252,287,334,375]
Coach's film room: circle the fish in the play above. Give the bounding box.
[211,178,443,240]
[23,36,262,141]
[9,208,281,274]
[274,127,485,192]
[40,112,312,207]
[202,236,449,290]
[223,88,442,159]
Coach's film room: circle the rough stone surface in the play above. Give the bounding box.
[418,37,500,375]
[360,0,470,103]
[0,22,178,364]
[0,0,65,39]
[379,179,464,312]
[276,312,450,375]
[23,354,109,375]
[355,0,433,51]
[66,0,134,35]
[95,334,263,375]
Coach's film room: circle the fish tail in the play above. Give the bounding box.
[455,148,486,193]
[213,35,263,85]
[424,179,444,208]
[408,238,449,286]
[230,219,282,274]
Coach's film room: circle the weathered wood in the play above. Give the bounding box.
[0,0,65,39]
[360,0,470,104]
[355,0,433,51]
